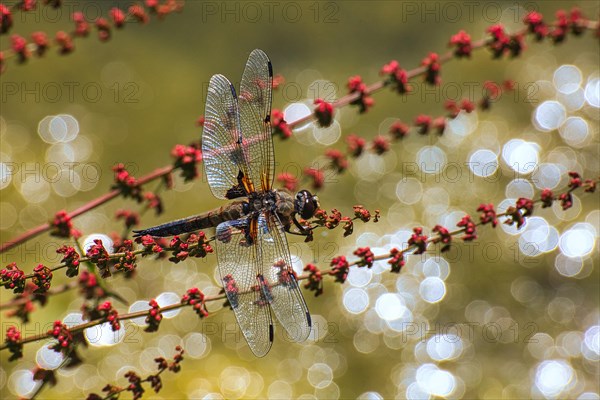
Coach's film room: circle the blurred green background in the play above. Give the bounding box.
[1,1,599,399]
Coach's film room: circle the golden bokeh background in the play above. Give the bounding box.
[1,1,599,399]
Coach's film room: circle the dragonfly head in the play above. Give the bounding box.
[295,190,320,220]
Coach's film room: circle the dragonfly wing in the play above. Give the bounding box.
[259,212,312,343]
[202,74,251,200]
[215,218,273,357]
[238,49,275,192]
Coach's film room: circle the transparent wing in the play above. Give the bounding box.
[260,213,312,343]
[202,74,251,200]
[215,218,273,357]
[238,49,275,192]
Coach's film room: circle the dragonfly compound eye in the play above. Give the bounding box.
[296,190,318,219]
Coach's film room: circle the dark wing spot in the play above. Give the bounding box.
[267,61,273,77]
[264,114,270,123]
[225,185,248,199]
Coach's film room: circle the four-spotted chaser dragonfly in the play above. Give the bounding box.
[134,49,319,356]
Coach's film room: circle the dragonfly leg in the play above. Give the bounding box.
[285,215,311,236]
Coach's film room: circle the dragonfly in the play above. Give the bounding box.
[133,49,319,357]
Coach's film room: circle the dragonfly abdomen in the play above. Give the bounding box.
[133,202,246,238]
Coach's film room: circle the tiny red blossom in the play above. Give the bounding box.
[136,234,161,253]
[541,189,554,208]
[414,114,432,135]
[48,321,74,355]
[272,74,285,89]
[516,197,534,217]
[271,109,292,139]
[31,31,49,56]
[347,75,374,113]
[112,163,142,202]
[480,81,502,110]
[389,121,410,139]
[113,240,137,275]
[122,371,144,399]
[456,215,477,241]
[559,192,573,210]
[314,98,334,127]
[408,227,428,255]
[329,256,350,283]
[524,11,549,41]
[181,288,209,318]
[116,209,140,228]
[129,5,149,23]
[72,12,90,37]
[304,168,324,190]
[322,209,342,229]
[276,172,298,191]
[32,264,52,293]
[11,34,30,63]
[145,0,159,10]
[449,30,472,57]
[509,33,526,57]
[569,7,586,36]
[186,232,214,259]
[145,299,163,332]
[551,10,569,43]
[504,206,525,229]
[110,7,126,28]
[57,245,80,277]
[477,203,498,227]
[79,270,106,300]
[171,143,202,182]
[421,52,441,85]
[86,239,111,277]
[388,248,405,273]
[0,4,13,34]
[346,134,366,157]
[95,17,111,42]
[461,98,475,113]
[303,264,323,296]
[433,117,446,135]
[98,301,120,331]
[342,217,354,237]
[325,149,348,173]
[55,31,74,54]
[1,263,26,293]
[380,60,411,93]
[353,205,373,222]
[432,225,452,252]
[19,0,36,11]
[144,191,164,215]
[486,24,510,58]
[372,135,390,155]
[354,247,375,268]
[50,210,80,238]
[445,100,460,117]
[584,179,596,193]
[6,326,23,361]
[568,171,582,190]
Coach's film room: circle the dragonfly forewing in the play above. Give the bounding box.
[202,74,249,200]
[239,49,275,192]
